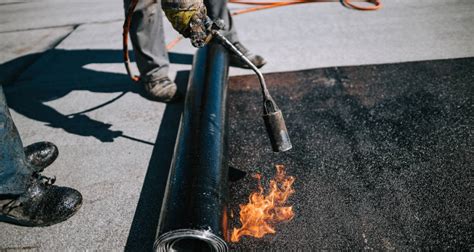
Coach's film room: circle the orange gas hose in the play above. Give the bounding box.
[123,0,140,82]
[342,0,381,10]
[230,0,381,15]
[123,0,382,82]
[166,36,184,50]
[229,0,381,9]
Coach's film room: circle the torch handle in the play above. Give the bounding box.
[212,31,273,102]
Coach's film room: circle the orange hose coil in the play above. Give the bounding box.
[123,0,382,82]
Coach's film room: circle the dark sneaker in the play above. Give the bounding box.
[229,42,267,69]
[141,76,180,103]
[0,174,82,227]
[24,142,58,173]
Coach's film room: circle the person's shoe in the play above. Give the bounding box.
[142,76,180,103]
[0,174,82,227]
[24,142,58,173]
[229,42,267,69]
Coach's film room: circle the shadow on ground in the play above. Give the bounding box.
[124,71,188,251]
[2,49,192,144]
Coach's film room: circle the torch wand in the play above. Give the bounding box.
[209,20,292,152]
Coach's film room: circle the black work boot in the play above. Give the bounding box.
[142,76,180,103]
[0,174,82,227]
[229,42,267,69]
[24,142,58,173]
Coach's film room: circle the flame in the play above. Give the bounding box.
[231,164,295,242]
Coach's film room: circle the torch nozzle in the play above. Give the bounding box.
[263,99,292,152]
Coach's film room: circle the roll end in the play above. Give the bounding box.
[154,229,228,252]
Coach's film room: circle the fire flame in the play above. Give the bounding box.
[231,164,295,242]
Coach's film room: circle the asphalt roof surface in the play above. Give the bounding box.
[227,58,473,250]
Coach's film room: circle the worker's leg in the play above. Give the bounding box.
[0,85,32,196]
[124,0,178,102]
[0,86,83,226]
[205,0,266,69]
[205,0,239,43]
[124,0,169,79]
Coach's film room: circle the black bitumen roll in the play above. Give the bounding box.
[227,58,473,250]
[154,43,230,252]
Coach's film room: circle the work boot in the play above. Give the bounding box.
[229,42,267,69]
[24,142,58,173]
[142,76,180,103]
[0,174,82,227]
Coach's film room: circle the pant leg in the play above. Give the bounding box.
[0,85,32,196]
[124,0,170,79]
[205,0,239,43]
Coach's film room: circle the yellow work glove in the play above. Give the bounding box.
[161,0,211,47]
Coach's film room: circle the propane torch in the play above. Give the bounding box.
[208,19,292,152]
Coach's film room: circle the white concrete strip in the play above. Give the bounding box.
[0,26,74,84]
[0,0,123,33]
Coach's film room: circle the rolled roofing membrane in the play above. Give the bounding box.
[154,43,230,252]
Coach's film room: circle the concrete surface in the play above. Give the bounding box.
[0,0,473,250]
[229,0,474,75]
[0,27,73,84]
[0,0,123,32]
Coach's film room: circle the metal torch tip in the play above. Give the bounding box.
[263,109,292,152]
